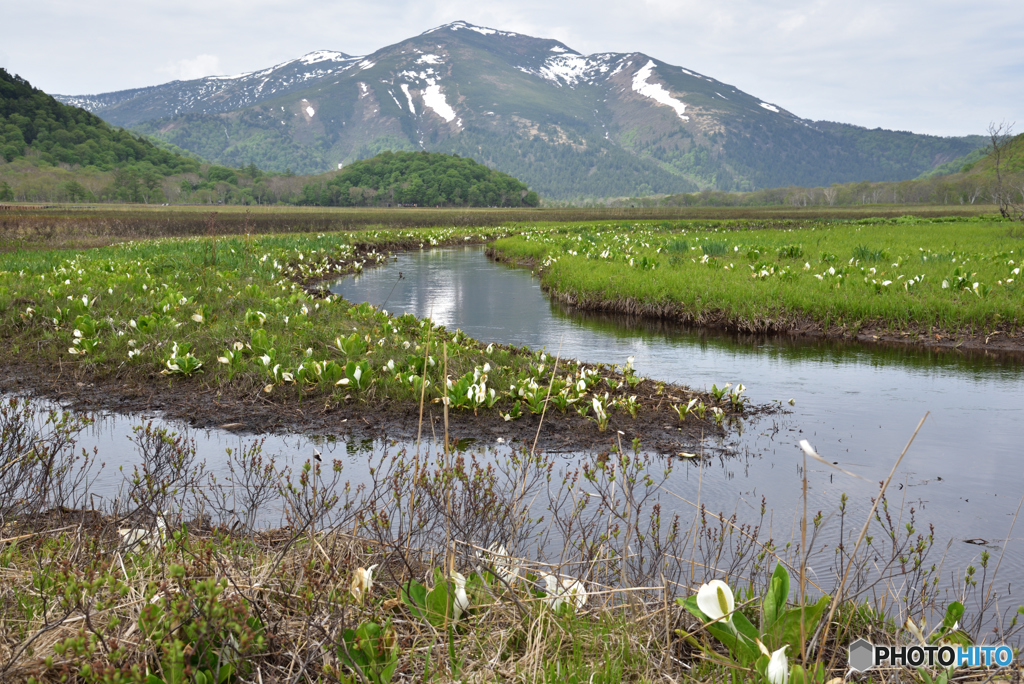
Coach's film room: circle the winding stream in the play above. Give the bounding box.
[329,246,1024,593]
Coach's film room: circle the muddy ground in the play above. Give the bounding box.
[0,358,764,456]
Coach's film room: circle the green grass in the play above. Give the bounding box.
[0,223,745,434]
[490,216,1024,334]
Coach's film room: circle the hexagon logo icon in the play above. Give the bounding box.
[848,638,874,672]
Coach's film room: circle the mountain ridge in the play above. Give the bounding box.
[53,21,985,199]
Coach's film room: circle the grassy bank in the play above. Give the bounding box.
[0,398,1019,683]
[0,225,749,449]
[489,216,1024,344]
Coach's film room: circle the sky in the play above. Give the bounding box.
[3,0,1022,137]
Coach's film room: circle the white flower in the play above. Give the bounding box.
[767,645,789,684]
[350,564,378,603]
[541,573,588,611]
[191,313,204,323]
[118,527,150,547]
[695,579,735,624]
[478,542,520,585]
[451,571,470,621]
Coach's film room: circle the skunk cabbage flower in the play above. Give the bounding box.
[350,564,379,603]
[767,645,789,684]
[478,542,520,585]
[451,571,470,621]
[696,579,735,624]
[541,573,588,610]
[118,528,150,547]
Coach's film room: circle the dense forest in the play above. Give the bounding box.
[0,69,200,202]
[296,151,538,207]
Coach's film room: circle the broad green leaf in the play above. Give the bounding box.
[678,595,760,665]
[763,563,790,634]
[779,595,830,654]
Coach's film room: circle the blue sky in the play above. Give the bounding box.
[4,0,1021,136]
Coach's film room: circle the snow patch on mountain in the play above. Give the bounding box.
[550,46,567,53]
[300,51,349,65]
[539,54,590,85]
[400,84,416,114]
[422,79,458,125]
[416,54,443,65]
[516,53,620,87]
[632,60,688,122]
[358,60,375,70]
[759,102,779,113]
[424,21,517,38]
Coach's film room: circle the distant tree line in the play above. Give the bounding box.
[295,151,538,207]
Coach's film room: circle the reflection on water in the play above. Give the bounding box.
[331,246,1024,592]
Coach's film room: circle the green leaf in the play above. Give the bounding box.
[217,664,234,684]
[677,595,760,665]
[400,580,428,622]
[929,601,965,644]
[779,596,830,655]
[763,563,790,634]
[425,582,453,629]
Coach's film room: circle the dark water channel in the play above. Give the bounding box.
[330,246,1024,598]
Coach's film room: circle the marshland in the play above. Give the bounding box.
[0,205,1022,683]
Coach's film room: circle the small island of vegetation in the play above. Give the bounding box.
[295,151,539,208]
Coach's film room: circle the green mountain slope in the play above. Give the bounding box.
[1,69,199,176]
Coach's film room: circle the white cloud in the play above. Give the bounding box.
[157,54,222,81]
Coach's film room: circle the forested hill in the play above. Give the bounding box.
[298,151,539,207]
[0,69,199,176]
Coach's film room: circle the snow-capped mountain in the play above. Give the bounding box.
[56,50,358,125]
[55,21,983,198]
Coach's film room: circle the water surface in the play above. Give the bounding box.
[330,246,1024,592]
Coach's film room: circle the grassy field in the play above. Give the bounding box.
[0,224,749,446]
[489,215,1024,339]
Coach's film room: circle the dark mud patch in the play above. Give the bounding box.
[0,358,767,455]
